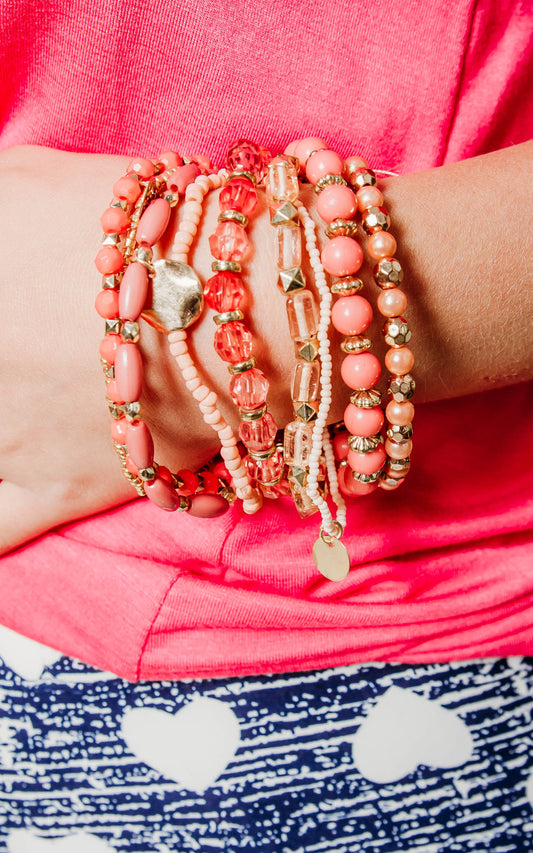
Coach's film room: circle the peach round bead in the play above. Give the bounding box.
[367,231,397,260]
[385,438,413,459]
[119,262,149,321]
[332,431,350,460]
[113,175,142,203]
[110,417,127,445]
[356,185,384,212]
[343,403,384,437]
[95,289,119,319]
[99,334,122,364]
[340,352,381,391]
[127,157,155,180]
[386,399,415,426]
[158,150,183,170]
[321,236,364,277]
[293,137,328,166]
[347,443,386,475]
[167,163,201,193]
[188,493,229,518]
[377,288,408,317]
[331,295,373,336]
[137,198,171,247]
[144,477,181,511]
[338,464,378,496]
[306,149,344,185]
[95,245,123,275]
[385,346,415,375]
[343,156,369,184]
[100,206,131,235]
[316,184,357,223]
[115,343,143,403]
[126,421,154,469]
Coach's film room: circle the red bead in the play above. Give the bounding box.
[209,220,249,262]
[338,464,378,497]
[332,431,349,461]
[95,289,119,319]
[201,471,221,494]
[204,271,245,312]
[219,178,258,216]
[158,466,174,484]
[213,461,231,482]
[188,493,229,518]
[239,412,278,453]
[214,322,253,363]
[229,367,268,409]
[144,477,181,511]
[177,469,199,496]
[225,139,268,181]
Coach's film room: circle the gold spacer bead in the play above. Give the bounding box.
[248,445,277,461]
[341,335,372,354]
[218,210,249,228]
[239,405,267,421]
[352,468,382,484]
[124,401,142,422]
[331,276,364,295]
[350,388,382,408]
[212,260,242,273]
[228,357,257,375]
[325,220,359,239]
[315,174,348,193]
[226,170,256,185]
[213,310,244,325]
[105,318,121,336]
[138,466,157,482]
[348,433,383,454]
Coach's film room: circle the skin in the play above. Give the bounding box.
[0,142,531,554]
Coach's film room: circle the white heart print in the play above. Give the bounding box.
[0,624,62,681]
[351,686,474,783]
[121,696,240,793]
[7,829,115,852]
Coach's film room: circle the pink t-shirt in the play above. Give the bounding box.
[0,0,532,681]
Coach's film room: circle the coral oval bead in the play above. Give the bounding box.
[119,262,149,321]
[347,443,386,475]
[99,334,122,364]
[110,417,128,445]
[306,149,344,184]
[340,352,381,390]
[100,206,131,235]
[137,199,171,247]
[144,477,181,511]
[167,163,201,193]
[343,404,384,437]
[105,379,124,405]
[126,421,154,469]
[95,289,119,319]
[95,246,123,275]
[331,295,373,336]
[115,343,143,403]
[188,493,229,518]
[316,184,357,223]
[338,464,378,496]
[321,236,363,277]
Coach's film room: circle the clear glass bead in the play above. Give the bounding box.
[266,155,299,205]
[204,271,245,312]
[286,290,318,341]
[276,222,302,270]
[239,412,278,453]
[283,420,315,466]
[246,448,284,484]
[229,367,269,408]
[213,321,253,363]
[290,359,320,402]
[209,220,249,262]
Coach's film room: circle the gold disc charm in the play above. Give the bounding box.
[312,523,350,581]
[142,259,203,332]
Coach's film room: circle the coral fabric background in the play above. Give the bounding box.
[0,0,531,680]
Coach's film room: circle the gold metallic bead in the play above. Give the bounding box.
[219,485,237,503]
[102,232,120,246]
[228,357,257,375]
[379,473,404,490]
[294,401,319,422]
[102,362,115,380]
[111,199,128,210]
[315,174,348,193]
[105,318,121,336]
[348,433,383,454]
[212,260,242,273]
[349,168,377,190]
[350,388,382,408]
[177,496,190,512]
[341,335,372,354]
[278,266,306,294]
[386,457,411,476]
[122,321,141,343]
[271,201,299,225]
[134,247,155,273]
[352,469,382,484]
[218,210,249,228]
[295,336,319,362]
[374,258,403,288]
[138,466,157,481]
[107,400,123,419]
[389,374,416,401]
[226,170,256,185]
[288,466,307,488]
[239,405,267,421]
[248,445,277,461]
[325,220,359,239]
[387,422,413,442]
[103,274,121,290]
[124,401,142,422]
[213,310,244,325]
[384,317,412,347]
[163,191,179,207]
[331,276,364,295]
[362,206,391,234]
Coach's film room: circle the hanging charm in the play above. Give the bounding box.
[312,523,350,581]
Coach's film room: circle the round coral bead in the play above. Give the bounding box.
[306,149,344,185]
[321,236,363,277]
[331,295,373,336]
[158,150,183,170]
[316,184,357,223]
[95,245,123,275]
[343,404,384,437]
[100,206,131,235]
[293,137,328,167]
[347,443,386,475]
[338,464,378,496]
[332,431,350,461]
[127,157,155,180]
[95,289,119,319]
[340,352,381,390]
[113,175,142,203]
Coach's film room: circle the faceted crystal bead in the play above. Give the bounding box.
[229,367,269,408]
[204,271,245,312]
[225,139,269,182]
[213,321,253,363]
[291,359,320,401]
[289,480,319,518]
[276,222,302,269]
[219,178,258,216]
[283,420,315,466]
[246,447,284,485]
[266,155,299,205]
[209,220,249,262]
[286,290,318,341]
[239,412,278,453]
